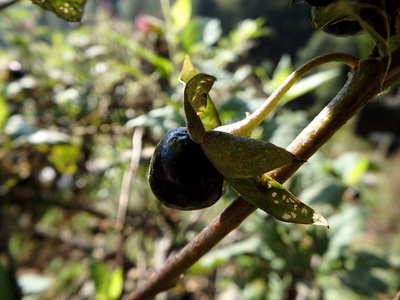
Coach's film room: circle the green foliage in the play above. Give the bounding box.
[0,263,15,300]
[90,261,123,300]
[49,144,80,174]
[0,94,9,132]
[171,0,192,31]
[1,1,400,299]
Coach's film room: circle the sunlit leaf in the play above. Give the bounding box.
[48,144,80,175]
[180,57,221,131]
[227,175,329,226]
[171,0,192,31]
[31,0,86,22]
[183,73,216,143]
[179,55,198,83]
[0,94,9,133]
[107,267,123,300]
[202,130,302,178]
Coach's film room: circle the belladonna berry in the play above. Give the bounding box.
[149,127,225,210]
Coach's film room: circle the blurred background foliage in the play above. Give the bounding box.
[0,0,400,299]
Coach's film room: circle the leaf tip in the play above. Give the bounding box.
[312,212,329,228]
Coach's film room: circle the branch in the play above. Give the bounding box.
[116,127,144,273]
[116,127,145,230]
[126,52,399,299]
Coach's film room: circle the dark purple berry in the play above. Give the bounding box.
[149,127,224,210]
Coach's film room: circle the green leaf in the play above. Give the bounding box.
[90,261,109,300]
[183,73,217,143]
[179,57,221,131]
[202,130,302,178]
[31,0,86,22]
[226,175,329,226]
[107,267,123,300]
[0,94,9,133]
[0,262,15,300]
[48,144,80,174]
[179,55,198,84]
[180,18,204,52]
[90,261,122,300]
[171,0,192,31]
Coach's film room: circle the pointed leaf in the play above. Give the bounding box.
[202,130,302,178]
[180,58,221,131]
[226,175,329,227]
[179,55,197,83]
[184,74,217,143]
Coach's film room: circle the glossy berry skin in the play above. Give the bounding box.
[149,127,225,210]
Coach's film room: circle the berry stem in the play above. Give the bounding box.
[217,52,360,137]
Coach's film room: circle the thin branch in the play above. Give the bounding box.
[126,53,397,300]
[116,127,145,230]
[116,127,144,275]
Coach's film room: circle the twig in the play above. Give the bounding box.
[126,54,395,300]
[116,127,145,230]
[115,127,144,298]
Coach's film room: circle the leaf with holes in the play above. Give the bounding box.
[226,175,329,226]
[183,73,217,143]
[181,63,221,132]
[31,0,86,22]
